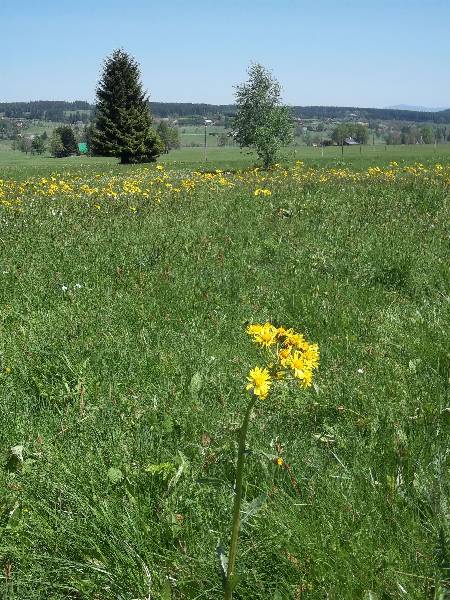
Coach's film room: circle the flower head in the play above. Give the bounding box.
[280,328,307,350]
[302,343,320,370]
[254,188,272,197]
[278,346,292,366]
[246,366,272,399]
[246,322,278,347]
[285,350,314,387]
[246,323,319,391]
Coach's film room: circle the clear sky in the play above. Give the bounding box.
[2,0,449,108]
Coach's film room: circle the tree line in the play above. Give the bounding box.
[0,101,91,122]
[2,100,450,125]
[384,124,448,145]
[290,105,450,124]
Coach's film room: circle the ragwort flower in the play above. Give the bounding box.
[246,322,279,347]
[246,366,272,399]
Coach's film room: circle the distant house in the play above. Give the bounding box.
[344,136,360,145]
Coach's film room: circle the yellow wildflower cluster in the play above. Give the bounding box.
[1,161,449,212]
[254,188,272,196]
[245,323,319,399]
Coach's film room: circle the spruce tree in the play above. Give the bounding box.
[92,49,162,164]
[50,126,78,158]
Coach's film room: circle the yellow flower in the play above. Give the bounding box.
[246,322,278,347]
[246,366,272,399]
[280,328,307,350]
[297,369,313,388]
[287,350,306,375]
[287,351,313,387]
[303,343,320,370]
[254,188,272,197]
[276,457,284,466]
[278,346,292,366]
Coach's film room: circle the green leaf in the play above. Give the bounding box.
[162,415,174,433]
[107,467,123,484]
[160,579,172,600]
[167,452,189,491]
[22,458,36,474]
[144,462,176,480]
[189,371,202,399]
[241,492,268,524]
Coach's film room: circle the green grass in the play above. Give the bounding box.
[23,121,65,136]
[179,124,230,148]
[2,142,450,176]
[0,153,449,599]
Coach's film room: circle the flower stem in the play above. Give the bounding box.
[224,396,256,600]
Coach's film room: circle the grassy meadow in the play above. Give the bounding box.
[2,142,450,176]
[0,149,449,599]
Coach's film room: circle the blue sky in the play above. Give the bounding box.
[2,0,449,107]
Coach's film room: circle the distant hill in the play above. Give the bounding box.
[0,100,91,123]
[151,103,450,123]
[1,100,450,124]
[386,104,450,112]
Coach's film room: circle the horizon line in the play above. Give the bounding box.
[1,99,448,113]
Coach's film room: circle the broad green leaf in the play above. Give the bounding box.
[107,467,123,484]
[190,371,202,399]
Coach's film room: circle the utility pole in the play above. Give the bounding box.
[203,119,213,161]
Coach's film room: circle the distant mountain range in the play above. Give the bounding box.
[386,104,450,113]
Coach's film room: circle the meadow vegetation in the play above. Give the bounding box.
[0,151,449,599]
